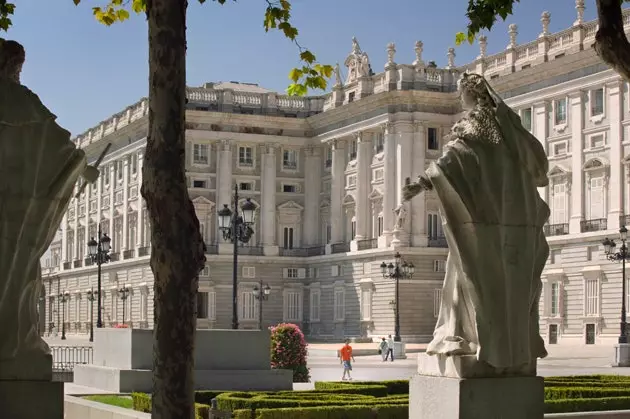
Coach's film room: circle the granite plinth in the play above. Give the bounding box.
[0,352,53,380]
[409,374,544,419]
[0,379,64,419]
[613,343,630,367]
[418,353,536,378]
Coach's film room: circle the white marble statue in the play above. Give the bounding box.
[333,63,343,88]
[403,72,549,374]
[0,39,99,380]
[344,37,371,84]
[393,203,407,231]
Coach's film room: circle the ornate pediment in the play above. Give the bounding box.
[192,196,215,207]
[583,157,609,171]
[343,194,356,206]
[277,200,304,212]
[368,188,383,200]
[237,198,260,209]
[548,164,571,178]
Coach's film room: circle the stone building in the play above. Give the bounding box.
[41,3,630,346]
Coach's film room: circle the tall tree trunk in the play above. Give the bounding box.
[594,0,630,81]
[143,0,205,418]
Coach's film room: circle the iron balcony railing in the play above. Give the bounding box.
[331,242,350,254]
[581,218,607,233]
[428,236,448,248]
[544,223,569,236]
[357,238,378,251]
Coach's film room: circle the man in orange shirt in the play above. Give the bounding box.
[339,339,356,381]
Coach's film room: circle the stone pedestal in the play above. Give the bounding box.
[392,342,407,359]
[410,353,543,419]
[613,343,630,367]
[0,380,64,419]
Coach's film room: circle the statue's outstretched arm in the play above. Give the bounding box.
[402,176,433,202]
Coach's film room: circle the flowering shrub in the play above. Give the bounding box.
[269,323,310,382]
[114,323,129,329]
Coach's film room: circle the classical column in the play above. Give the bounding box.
[109,162,115,238]
[262,143,278,255]
[382,122,397,245]
[532,101,549,203]
[73,193,79,260]
[608,81,623,230]
[303,146,321,246]
[217,140,233,253]
[329,139,346,246]
[136,152,144,250]
[569,92,584,234]
[61,214,68,264]
[122,158,130,251]
[410,121,427,246]
[392,121,413,248]
[354,132,371,241]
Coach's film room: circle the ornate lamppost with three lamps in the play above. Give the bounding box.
[380,252,415,342]
[252,281,271,330]
[87,228,111,328]
[60,291,70,340]
[217,185,257,330]
[603,226,630,345]
[86,289,97,342]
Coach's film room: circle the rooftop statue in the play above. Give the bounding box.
[344,37,371,84]
[403,72,550,376]
[0,39,99,380]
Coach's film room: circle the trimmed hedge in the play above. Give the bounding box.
[315,380,409,395]
[233,404,408,419]
[546,397,630,414]
[131,393,210,419]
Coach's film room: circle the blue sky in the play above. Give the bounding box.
[8,0,598,136]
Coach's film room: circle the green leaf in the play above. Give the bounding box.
[288,68,302,83]
[117,8,130,21]
[299,50,316,64]
[73,0,81,5]
[455,32,467,46]
[287,83,307,97]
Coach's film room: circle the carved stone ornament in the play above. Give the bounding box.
[0,39,100,380]
[344,37,371,84]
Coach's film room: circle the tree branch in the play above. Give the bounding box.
[594,0,630,81]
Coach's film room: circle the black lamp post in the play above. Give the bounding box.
[380,252,415,342]
[252,281,271,330]
[86,289,96,342]
[87,227,111,328]
[60,291,69,340]
[217,185,257,330]
[603,225,629,344]
[119,286,131,326]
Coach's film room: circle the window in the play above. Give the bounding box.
[433,260,446,272]
[285,268,299,278]
[74,297,80,322]
[283,227,294,249]
[116,160,124,181]
[89,200,97,213]
[283,150,298,170]
[77,229,85,260]
[377,215,383,237]
[114,191,123,204]
[351,219,356,240]
[585,278,599,316]
[550,282,560,316]
[433,289,442,318]
[360,288,372,321]
[347,175,357,187]
[130,153,138,175]
[193,144,209,165]
[238,146,253,166]
[201,265,210,277]
[373,168,383,181]
[589,134,605,149]
[521,108,532,132]
[590,88,604,117]
[103,165,110,186]
[553,142,567,156]
[325,147,332,169]
[208,291,216,320]
[549,249,560,265]
[240,292,257,320]
[239,182,253,191]
[374,132,384,153]
[427,127,439,150]
[331,265,340,277]
[589,176,604,219]
[66,230,74,261]
[427,213,441,239]
[197,292,209,318]
[242,266,255,278]
[282,184,297,193]
[552,183,567,224]
[334,288,345,321]
[326,224,332,244]
[310,290,320,321]
[587,245,599,261]
[284,291,302,321]
[192,180,207,189]
[113,217,123,253]
[348,91,355,102]
[140,291,148,321]
[554,98,567,125]
[349,139,358,161]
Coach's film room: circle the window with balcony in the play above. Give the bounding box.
[283,227,294,249]
[427,213,441,239]
[589,176,605,220]
[238,146,254,167]
[193,144,209,165]
[427,127,439,150]
[520,108,532,132]
[590,88,604,117]
[283,149,298,170]
[551,183,567,225]
[554,98,567,125]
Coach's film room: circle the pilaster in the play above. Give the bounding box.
[392,121,413,248]
[607,81,623,230]
[109,163,115,238]
[262,143,278,256]
[61,214,68,264]
[532,101,549,203]
[569,92,584,234]
[330,139,346,245]
[217,140,233,246]
[73,192,79,260]
[122,159,130,251]
[136,152,144,250]
[354,132,371,241]
[303,146,321,246]
[411,121,428,247]
[381,122,397,247]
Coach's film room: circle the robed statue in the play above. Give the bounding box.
[403,72,549,374]
[0,39,99,380]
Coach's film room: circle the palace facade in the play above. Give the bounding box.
[41,3,630,346]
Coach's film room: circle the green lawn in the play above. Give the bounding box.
[84,395,134,409]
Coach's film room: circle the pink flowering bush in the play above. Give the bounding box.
[269,323,310,382]
[114,323,129,329]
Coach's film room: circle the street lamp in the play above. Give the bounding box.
[86,289,97,342]
[218,184,257,330]
[119,286,131,326]
[87,227,111,328]
[252,281,271,330]
[603,226,630,344]
[60,291,70,340]
[380,252,415,342]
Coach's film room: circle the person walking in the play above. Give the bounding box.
[384,334,395,362]
[378,337,388,361]
[339,339,356,381]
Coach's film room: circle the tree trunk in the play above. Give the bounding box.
[594,0,630,81]
[143,0,205,418]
